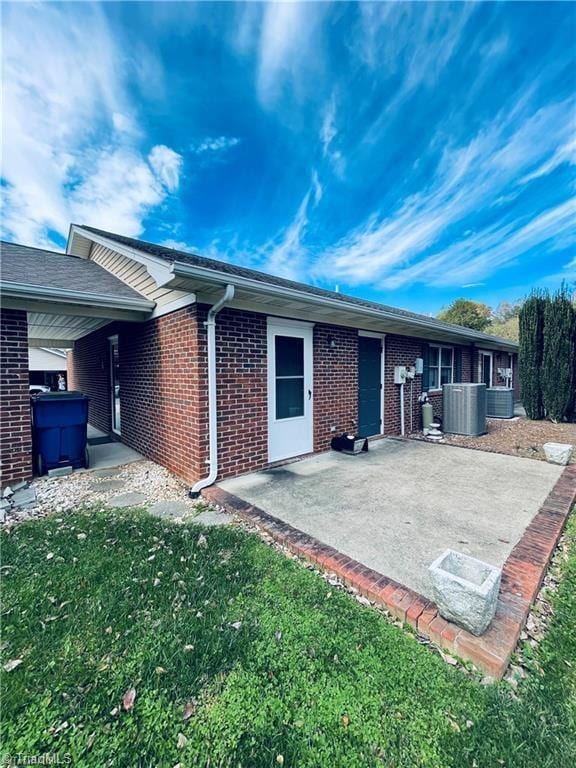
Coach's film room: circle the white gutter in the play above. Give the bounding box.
[189,284,235,498]
[171,262,518,352]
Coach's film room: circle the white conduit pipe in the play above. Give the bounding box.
[189,284,235,498]
[400,382,405,436]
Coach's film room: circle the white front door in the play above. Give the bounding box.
[267,319,313,462]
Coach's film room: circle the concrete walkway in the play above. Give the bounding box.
[86,424,144,470]
[220,439,563,599]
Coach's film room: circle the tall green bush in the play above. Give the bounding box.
[541,287,576,422]
[519,291,546,420]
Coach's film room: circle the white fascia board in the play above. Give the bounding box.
[172,261,519,352]
[68,226,176,287]
[0,281,155,312]
[267,316,314,329]
[150,292,197,319]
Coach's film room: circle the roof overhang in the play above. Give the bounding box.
[67,225,518,352]
[67,225,175,287]
[1,280,155,348]
[1,281,155,320]
[169,261,519,352]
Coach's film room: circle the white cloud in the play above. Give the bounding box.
[260,172,323,281]
[1,3,181,246]
[382,199,575,289]
[256,2,328,105]
[161,239,193,252]
[148,145,183,192]
[191,136,241,154]
[112,112,139,136]
[320,95,345,176]
[357,3,476,137]
[72,148,166,236]
[519,138,576,184]
[316,97,576,289]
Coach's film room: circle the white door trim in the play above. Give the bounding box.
[267,321,314,462]
[108,335,121,436]
[478,350,493,387]
[358,332,386,434]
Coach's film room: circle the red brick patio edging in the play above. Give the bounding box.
[203,464,576,679]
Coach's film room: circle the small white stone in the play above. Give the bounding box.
[543,442,573,466]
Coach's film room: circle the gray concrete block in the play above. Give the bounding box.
[48,466,73,478]
[429,549,501,636]
[107,492,147,508]
[12,487,37,507]
[92,468,120,479]
[148,500,190,519]
[90,479,126,492]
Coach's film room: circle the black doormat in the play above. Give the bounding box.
[87,436,117,446]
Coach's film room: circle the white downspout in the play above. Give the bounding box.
[189,284,235,498]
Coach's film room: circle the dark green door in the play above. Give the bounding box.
[358,336,382,436]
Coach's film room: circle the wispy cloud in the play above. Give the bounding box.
[263,170,323,281]
[256,2,327,106]
[315,97,576,289]
[1,3,181,246]
[148,145,183,192]
[160,239,194,252]
[191,136,241,154]
[320,95,345,176]
[381,199,575,289]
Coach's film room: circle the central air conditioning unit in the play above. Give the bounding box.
[442,383,487,436]
[486,387,515,419]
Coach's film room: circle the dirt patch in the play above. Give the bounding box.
[412,417,575,463]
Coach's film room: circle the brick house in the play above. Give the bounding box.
[1,226,519,490]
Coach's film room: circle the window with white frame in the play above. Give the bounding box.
[429,345,454,390]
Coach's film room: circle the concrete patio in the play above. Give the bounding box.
[220,438,563,599]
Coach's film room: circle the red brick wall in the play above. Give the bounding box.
[209,306,268,479]
[1,309,32,485]
[383,336,473,434]
[68,307,205,484]
[314,324,358,451]
[67,305,267,485]
[67,327,111,434]
[68,304,514,484]
[119,306,205,484]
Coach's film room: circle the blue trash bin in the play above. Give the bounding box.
[31,392,90,475]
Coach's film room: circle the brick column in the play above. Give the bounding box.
[1,309,32,486]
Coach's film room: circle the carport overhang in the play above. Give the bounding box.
[1,281,155,347]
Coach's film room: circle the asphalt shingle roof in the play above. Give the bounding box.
[79,225,517,347]
[0,241,148,302]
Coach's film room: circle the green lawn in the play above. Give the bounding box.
[2,507,575,768]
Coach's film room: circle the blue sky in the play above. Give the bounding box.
[2,1,575,314]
